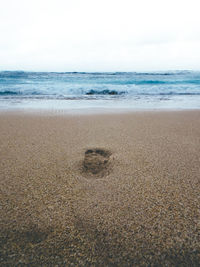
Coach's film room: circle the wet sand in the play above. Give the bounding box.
[0,110,199,266]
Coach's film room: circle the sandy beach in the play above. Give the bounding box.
[0,110,199,266]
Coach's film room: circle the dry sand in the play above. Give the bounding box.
[0,110,199,266]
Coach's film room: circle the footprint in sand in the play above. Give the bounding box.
[83,148,112,177]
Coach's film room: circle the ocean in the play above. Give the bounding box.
[0,71,200,112]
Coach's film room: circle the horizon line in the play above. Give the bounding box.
[0,69,197,73]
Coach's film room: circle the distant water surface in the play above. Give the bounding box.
[0,71,200,111]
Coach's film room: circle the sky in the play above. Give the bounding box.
[0,0,200,72]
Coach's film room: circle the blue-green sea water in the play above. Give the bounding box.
[0,71,200,111]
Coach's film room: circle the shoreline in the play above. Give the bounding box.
[0,110,199,265]
[0,106,200,116]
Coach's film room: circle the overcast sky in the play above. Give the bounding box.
[0,0,200,71]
